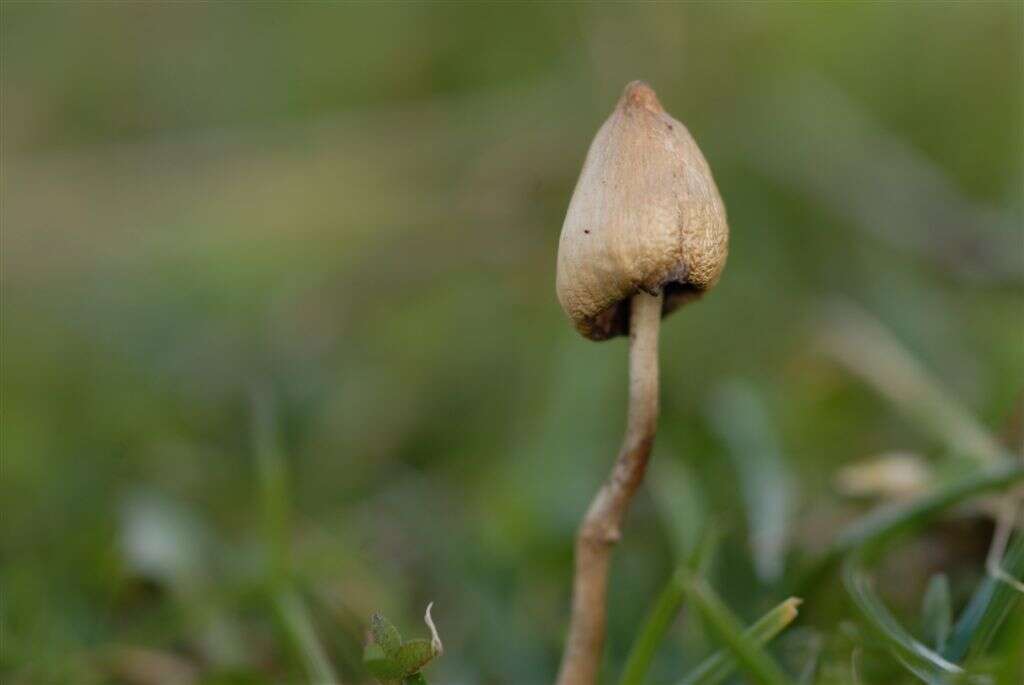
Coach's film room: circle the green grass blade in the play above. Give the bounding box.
[943,533,1024,663]
[826,463,1024,684]
[920,574,951,652]
[681,575,794,685]
[799,462,1024,589]
[618,527,720,685]
[275,588,341,685]
[618,574,689,685]
[371,613,404,657]
[253,389,292,583]
[989,603,1024,684]
[678,597,802,685]
[650,456,709,561]
[708,382,794,583]
[253,391,340,685]
[795,638,822,685]
[842,552,961,684]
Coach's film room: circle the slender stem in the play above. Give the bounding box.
[556,290,664,685]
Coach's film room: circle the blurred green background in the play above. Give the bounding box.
[2,2,1022,684]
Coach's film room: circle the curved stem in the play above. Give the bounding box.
[556,290,663,685]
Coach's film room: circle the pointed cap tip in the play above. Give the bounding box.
[621,80,662,112]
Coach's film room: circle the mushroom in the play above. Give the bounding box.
[554,81,729,685]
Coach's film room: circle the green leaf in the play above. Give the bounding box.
[365,605,442,681]
[679,597,802,685]
[364,641,406,681]
[372,613,404,657]
[364,642,385,661]
[404,674,428,685]
[920,573,951,652]
[393,639,437,676]
[364,652,407,681]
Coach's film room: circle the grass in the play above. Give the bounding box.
[680,575,794,685]
[678,597,802,685]
[253,391,339,685]
[620,308,1023,685]
[618,528,719,685]
[843,552,962,684]
[943,533,1024,664]
[804,461,1024,584]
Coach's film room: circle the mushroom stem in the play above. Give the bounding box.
[556,289,663,685]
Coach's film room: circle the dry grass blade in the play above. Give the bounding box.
[818,301,1006,466]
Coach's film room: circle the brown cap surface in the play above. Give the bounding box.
[556,81,729,340]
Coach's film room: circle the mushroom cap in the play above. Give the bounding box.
[556,81,729,340]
